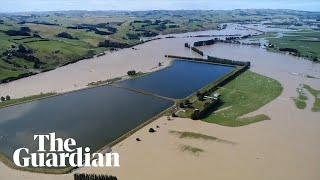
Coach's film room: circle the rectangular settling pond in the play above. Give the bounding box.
[116,60,236,99]
[0,86,173,160]
[0,59,236,162]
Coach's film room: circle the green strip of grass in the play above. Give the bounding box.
[292,98,307,109]
[203,71,283,127]
[0,92,57,109]
[304,84,320,112]
[266,30,320,62]
[179,144,204,155]
[87,77,122,86]
[292,88,308,110]
[169,130,235,144]
[0,68,26,82]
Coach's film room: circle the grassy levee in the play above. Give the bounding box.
[203,71,283,127]
[304,84,320,112]
[0,92,57,109]
[87,77,123,86]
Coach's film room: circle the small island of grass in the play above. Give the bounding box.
[203,71,283,127]
[304,84,320,112]
[292,87,308,110]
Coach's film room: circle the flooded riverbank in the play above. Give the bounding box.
[0,23,259,100]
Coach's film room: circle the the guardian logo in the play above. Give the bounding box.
[13,133,120,168]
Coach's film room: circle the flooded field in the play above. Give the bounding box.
[199,43,320,79]
[0,22,319,180]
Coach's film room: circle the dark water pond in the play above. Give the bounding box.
[0,86,172,159]
[0,59,234,162]
[117,60,235,99]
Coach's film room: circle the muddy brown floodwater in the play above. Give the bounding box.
[0,25,319,180]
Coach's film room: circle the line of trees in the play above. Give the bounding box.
[207,56,250,67]
[67,23,117,35]
[5,27,31,36]
[193,39,216,47]
[56,32,78,40]
[191,47,204,56]
[193,38,245,47]
[279,48,299,54]
[4,44,43,69]
[98,40,129,48]
[74,174,117,180]
[191,99,221,120]
[185,40,251,67]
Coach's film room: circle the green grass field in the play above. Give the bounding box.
[170,130,235,144]
[267,30,320,61]
[304,84,320,112]
[292,98,307,109]
[203,71,283,127]
[0,92,57,109]
[292,88,308,109]
[1,10,318,83]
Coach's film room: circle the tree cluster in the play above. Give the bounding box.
[127,70,136,76]
[0,95,11,102]
[56,32,78,39]
[4,44,43,69]
[74,173,117,180]
[98,40,129,48]
[279,48,299,54]
[66,23,117,35]
[5,27,32,36]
